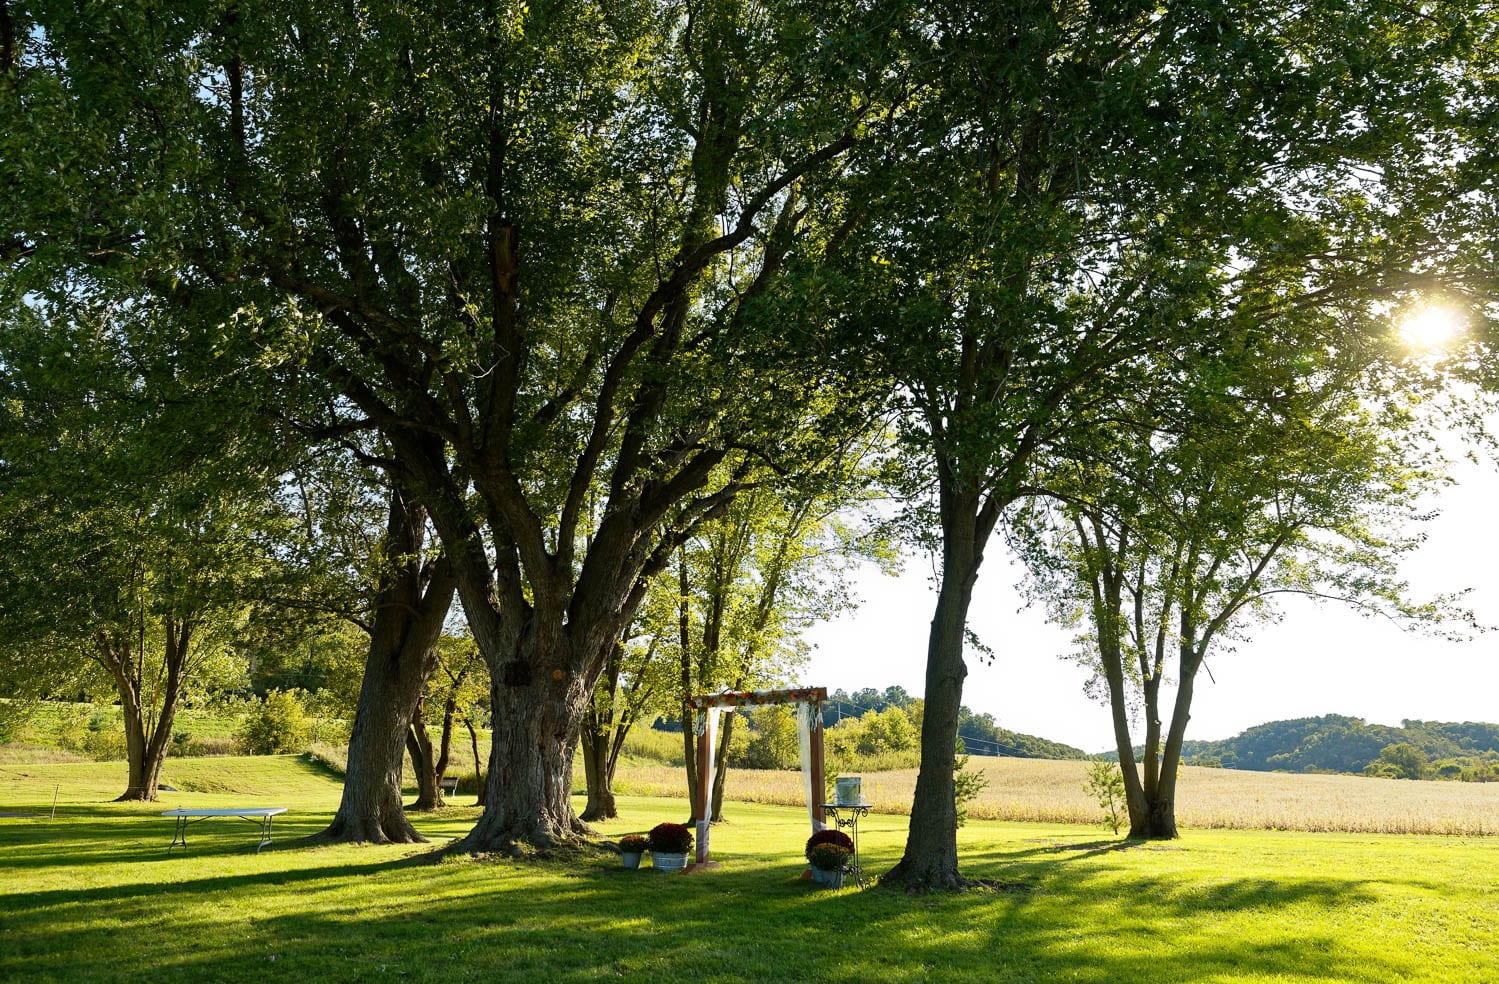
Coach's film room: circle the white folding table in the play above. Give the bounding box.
[161,807,288,855]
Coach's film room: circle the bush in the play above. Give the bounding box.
[235,689,314,755]
[647,822,693,854]
[55,705,92,753]
[1085,759,1127,835]
[619,834,650,855]
[83,728,127,761]
[953,749,989,828]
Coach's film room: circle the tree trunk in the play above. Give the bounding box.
[435,688,458,788]
[305,490,455,845]
[452,663,593,854]
[709,707,736,822]
[407,698,443,811]
[580,638,624,821]
[884,500,981,891]
[579,723,617,821]
[105,621,186,803]
[464,716,486,808]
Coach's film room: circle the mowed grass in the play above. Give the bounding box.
[3,756,1499,983]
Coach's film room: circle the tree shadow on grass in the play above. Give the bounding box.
[0,841,1470,984]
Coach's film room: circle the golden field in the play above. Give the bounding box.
[615,756,1499,835]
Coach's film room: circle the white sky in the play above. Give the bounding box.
[801,455,1499,755]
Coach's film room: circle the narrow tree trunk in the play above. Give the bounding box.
[464,716,486,808]
[581,639,623,821]
[1135,633,1206,840]
[709,709,736,822]
[117,687,173,802]
[435,688,458,787]
[305,491,455,845]
[678,551,699,819]
[407,699,443,811]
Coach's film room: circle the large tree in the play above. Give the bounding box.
[804,0,1483,887]
[3,0,894,851]
[1011,326,1462,838]
[0,297,289,801]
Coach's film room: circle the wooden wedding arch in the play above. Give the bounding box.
[684,686,827,867]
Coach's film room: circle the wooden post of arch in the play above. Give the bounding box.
[685,687,828,871]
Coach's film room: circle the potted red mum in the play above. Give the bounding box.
[648,822,693,872]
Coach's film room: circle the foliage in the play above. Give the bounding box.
[1364,744,1432,781]
[234,689,315,756]
[646,822,693,855]
[807,842,852,872]
[825,687,1086,760]
[1085,760,1127,836]
[617,834,650,855]
[730,705,802,771]
[1177,715,1499,781]
[953,749,989,830]
[3,0,905,844]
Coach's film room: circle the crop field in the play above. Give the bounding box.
[617,756,1499,836]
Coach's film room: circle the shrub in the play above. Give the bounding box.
[954,749,989,828]
[1085,759,1127,835]
[55,705,92,753]
[619,834,650,855]
[805,828,853,861]
[807,842,851,871]
[234,689,314,755]
[83,728,127,761]
[647,822,693,853]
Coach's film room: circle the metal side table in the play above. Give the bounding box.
[821,801,872,887]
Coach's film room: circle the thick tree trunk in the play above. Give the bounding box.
[407,699,443,811]
[884,504,980,891]
[305,491,455,846]
[452,665,593,854]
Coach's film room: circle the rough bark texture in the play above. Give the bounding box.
[452,662,594,853]
[305,492,455,846]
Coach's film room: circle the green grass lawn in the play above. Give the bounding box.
[2,756,1497,983]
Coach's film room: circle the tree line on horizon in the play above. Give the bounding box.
[1169,714,1499,783]
[4,0,1499,891]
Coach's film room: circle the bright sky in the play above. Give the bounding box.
[802,454,1499,755]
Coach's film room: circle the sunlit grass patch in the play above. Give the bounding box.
[3,757,1499,983]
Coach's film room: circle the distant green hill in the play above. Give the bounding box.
[1172,714,1499,781]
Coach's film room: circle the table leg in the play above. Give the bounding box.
[256,814,274,853]
[167,815,188,856]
